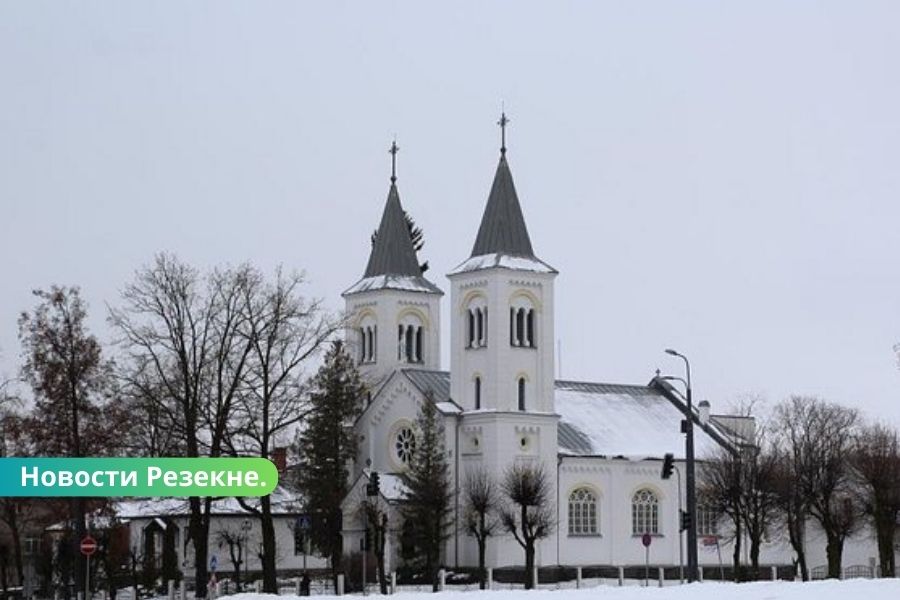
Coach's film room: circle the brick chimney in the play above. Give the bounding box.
[271,447,288,474]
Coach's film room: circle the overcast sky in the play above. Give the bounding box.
[2,2,899,424]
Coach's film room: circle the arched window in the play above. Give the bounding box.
[474,377,481,410]
[632,489,660,535]
[358,316,377,364]
[510,296,537,348]
[517,377,526,411]
[399,314,425,363]
[568,488,599,535]
[466,297,488,350]
[394,427,416,466]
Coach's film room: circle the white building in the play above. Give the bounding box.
[338,127,888,578]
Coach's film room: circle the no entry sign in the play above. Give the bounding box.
[80,536,97,556]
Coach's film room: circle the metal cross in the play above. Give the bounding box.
[498,111,510,155]
[389,140,399,183]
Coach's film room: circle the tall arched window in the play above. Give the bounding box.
[509,296,537,348]
[466,298,488,349]
[398,314,425,363]
[474,377,482,410]
[517,377,526,411]
[358,316,377,364]
[631,489,660,534]
[568,488,599,535]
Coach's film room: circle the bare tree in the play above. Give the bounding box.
[229,267,336,593]
[110,255,252,597]
[499,462,554,590]
[461,468,499,589]
[774,396,859,579]
[361,492,390,595]
[215,528,249,591]
[852,423,900,577]
[698,444,743,578]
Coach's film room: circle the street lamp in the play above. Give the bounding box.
[665,348,698,583]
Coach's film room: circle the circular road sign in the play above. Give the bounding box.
[641,533,652,548]
[80,536,98,556]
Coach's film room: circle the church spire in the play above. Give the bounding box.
[470,112,536,258]
[363,143,421,278]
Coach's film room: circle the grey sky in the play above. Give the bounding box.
[2,2,899,424]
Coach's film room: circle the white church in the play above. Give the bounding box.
[337,123,881,578]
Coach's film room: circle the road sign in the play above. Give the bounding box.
[209,555,218,572]
[80,536,97,556]
[641,533,652,548]
[296,514,312,530]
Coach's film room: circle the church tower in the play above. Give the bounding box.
[450,114,559,569]
[343,143,443,385]
[449,115,557,415]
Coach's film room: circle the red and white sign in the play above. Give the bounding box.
[80,536,97,556]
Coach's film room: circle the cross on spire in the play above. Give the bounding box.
[498,111,510,156]
[389,139,399,184]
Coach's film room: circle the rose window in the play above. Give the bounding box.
[395,427,416,465]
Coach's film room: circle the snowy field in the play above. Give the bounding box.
[221,579,900,600]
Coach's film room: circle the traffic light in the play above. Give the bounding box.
[680,509,692,533]
[661,453,675,480]
[366,471,380,497]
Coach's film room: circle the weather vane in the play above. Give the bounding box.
[389,139,399,183]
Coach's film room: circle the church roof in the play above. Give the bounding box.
[399,370,734,461]
[471,155,535,259]
[344,183,442,296]
[450,154,556,275]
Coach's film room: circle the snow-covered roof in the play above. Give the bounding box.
[555,381,726,460]
[393,370,733,461]
[112,485,302,519]
[342,274,443,296]
[448,253,557,276]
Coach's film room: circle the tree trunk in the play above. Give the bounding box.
[6,505,24,585]
[477,537,486,590]
[73,498,87,597]
[875,513,896,577]
[825,532,843,579]
[189,499,209,598]
[259,496,278,593]
[732,517,741,581]
[524,543,535,590]
[787,512,808,581]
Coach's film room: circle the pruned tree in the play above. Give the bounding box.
[362,491,389,595]
[499,462,554,590]
[227,267,337,592]
[851,423,900,577]
[295,341,365,593]
[18,286,125,596]
[774,396,859,579]
[462,467,499,589]
[110,255,253,597]
[215,527,249,590]
[401,397,452,592]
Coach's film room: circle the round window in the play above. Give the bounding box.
[395,427,416,465]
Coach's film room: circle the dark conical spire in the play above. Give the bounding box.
[470,153,535,258]
[364,183,422,277]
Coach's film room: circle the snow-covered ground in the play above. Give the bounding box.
[221,579,900,600]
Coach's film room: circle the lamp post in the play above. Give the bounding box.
[665,348,698,583]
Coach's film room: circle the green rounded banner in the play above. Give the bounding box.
[0,458,278,497]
